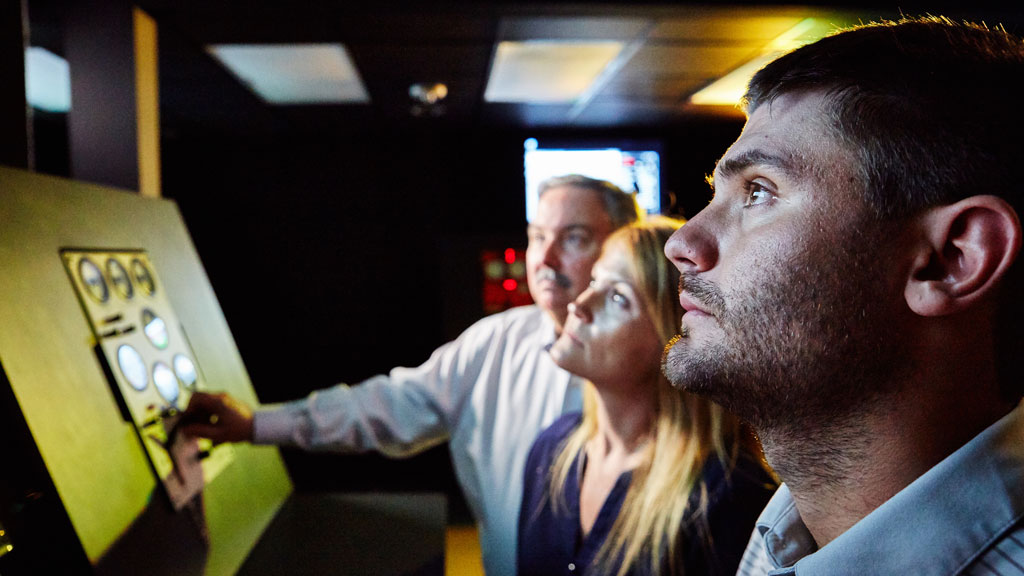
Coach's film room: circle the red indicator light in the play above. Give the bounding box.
[504,248,516,264]
[502,278,517,291]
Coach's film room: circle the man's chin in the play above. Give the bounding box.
[662,337,721,395]
[534,293,569,312]
[661,336,692,388]
[536,298,569,327]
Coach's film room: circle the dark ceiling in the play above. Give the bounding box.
[47,0,1022,136]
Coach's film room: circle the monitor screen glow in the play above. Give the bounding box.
[523,138,662,222]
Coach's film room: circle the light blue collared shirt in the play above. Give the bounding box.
[737,402,1024,575]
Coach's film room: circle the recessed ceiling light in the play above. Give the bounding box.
[690,18,827,107]
[484,41,625,103]
[206,43,369,105]
[24,46,71,113]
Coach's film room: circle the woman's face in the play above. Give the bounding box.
[549,241,663,389]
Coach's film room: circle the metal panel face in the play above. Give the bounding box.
[0,167,291,574]
[60,249,234,512]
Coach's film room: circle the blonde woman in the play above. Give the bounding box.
[517,217,775,576]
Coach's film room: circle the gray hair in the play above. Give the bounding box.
[538,174,641,230]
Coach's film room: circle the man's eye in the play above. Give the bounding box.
[564,233,589,248]
[743,182,774,207]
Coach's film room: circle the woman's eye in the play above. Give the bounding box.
[610,291,627,306]
[743,182,774,207]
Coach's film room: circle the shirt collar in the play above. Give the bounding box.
[757,402,1024,575]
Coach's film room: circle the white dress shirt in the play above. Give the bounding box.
[253,304,583,576]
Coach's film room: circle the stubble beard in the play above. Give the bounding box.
[662,216,905,488]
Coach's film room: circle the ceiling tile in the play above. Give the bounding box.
[649,13,812,42]
[498,16,652,40]
[626,44,762,76]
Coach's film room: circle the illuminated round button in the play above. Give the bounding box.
[78,257,109,303]
[173,354,198,390]
[484,260,505,280]
[153,362,179,404]
[509,260,526,278]
[106,258,133,300]
[130,258,156,296]
[117,345,148,391]
[142,308,169,349]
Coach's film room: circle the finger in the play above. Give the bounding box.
[179,422,221,440]
[184,391,220,414]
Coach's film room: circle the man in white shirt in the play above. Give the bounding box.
[661,17,1024,575]
[182,174,639,576]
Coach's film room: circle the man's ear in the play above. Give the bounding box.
[905,195,1022,317]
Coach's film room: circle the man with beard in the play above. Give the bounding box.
[662,17,1024,575]
[182,175,639,576]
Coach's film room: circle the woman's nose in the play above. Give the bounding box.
[568,294,594,322]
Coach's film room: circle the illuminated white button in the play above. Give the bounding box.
[142,308,169,349]
[117,345,148,391]
[153,362,179,404]
[568,563,576,571]
[173,354,198,389]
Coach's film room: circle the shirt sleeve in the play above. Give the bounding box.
[251,312,507,458]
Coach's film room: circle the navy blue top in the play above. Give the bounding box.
[517,413,777,576]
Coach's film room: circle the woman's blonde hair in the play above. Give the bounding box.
[546,216,741,576]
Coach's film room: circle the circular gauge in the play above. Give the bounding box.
[173,354,198,390]
[152,362,179,404]
[130,258,156,296]
[141,308,169,349]
[117,345,148,391]
[78,257,109,303]
[106,258,133,300]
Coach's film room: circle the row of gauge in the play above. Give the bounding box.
[78,256,156,303]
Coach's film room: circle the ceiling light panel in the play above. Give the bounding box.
[25,46,71,113]
[484,41,624,103]
[206,43,369,105]
[689,18,836,107]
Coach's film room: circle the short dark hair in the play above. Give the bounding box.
[745,16,1024,399]
[538,174,641,230]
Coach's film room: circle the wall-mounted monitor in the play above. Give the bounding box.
[523,137,662,222]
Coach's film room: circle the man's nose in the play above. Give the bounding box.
[541,238,562,270]
[665,208,719,273]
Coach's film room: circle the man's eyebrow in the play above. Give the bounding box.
[714,149,799,181]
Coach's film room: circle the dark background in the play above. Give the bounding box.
[158,118,743,520]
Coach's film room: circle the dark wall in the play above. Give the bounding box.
[161,117,743,519]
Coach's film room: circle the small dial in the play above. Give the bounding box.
[131,258,156,296]
[106,258,133,300]
[78,257,109,303]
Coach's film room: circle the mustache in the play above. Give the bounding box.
[679,272,726,315]
[536,268,572,289]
